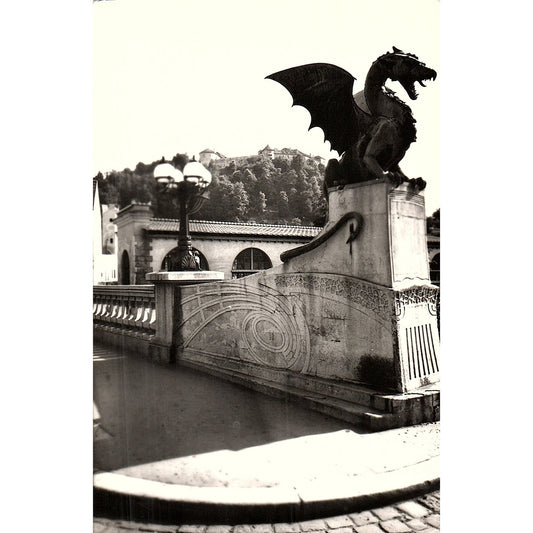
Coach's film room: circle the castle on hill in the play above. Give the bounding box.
[198,146,326,168]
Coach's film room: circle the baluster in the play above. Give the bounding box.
[148,305,156,332]
[127,302,136,328]
[101,300,112,322]
[122,299,133,328]
[141,304,152,331]
[133,300,144,329]
[126,298,136,327]
[98,301,107,321]
[116,301,126,327]
[109,301,119,325]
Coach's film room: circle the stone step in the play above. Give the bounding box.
[283,371,395,410]
[178,358,397,431]
[181,349,390,409]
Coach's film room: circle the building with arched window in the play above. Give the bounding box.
[113,203,440,285]
[93,180,118,285]
[232,248,272,278]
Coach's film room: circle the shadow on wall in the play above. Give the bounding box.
[357,354,398,391]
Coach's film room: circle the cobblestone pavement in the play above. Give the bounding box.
[93,491,440,533]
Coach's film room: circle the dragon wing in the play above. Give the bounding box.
[266,63,366,156]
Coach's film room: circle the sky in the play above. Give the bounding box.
[94,0,440,214]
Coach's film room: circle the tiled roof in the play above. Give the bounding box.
[146,218,440,243]
[147,218,322,238]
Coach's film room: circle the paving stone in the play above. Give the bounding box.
[327,528,353,533]
[178,527,207,533]
[416,529,439,533]
[405,518,429,531]
[138,525,177,532]
[112,521,141,531]
[273,523,301,533]
[348,511,379,527]
[371,506,402,521]
[417,493,440,513]
[298,518,328,531]
[353,525,383,533]
[424,515,440,529]
[233,526,254,533]
[93,522,110,533]
[325,515,355,528]
[396,501,430,518]
[379,519,411,533]
[250,525,275,533]
[205,527,232,533]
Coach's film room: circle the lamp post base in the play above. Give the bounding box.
[174,248,199,271]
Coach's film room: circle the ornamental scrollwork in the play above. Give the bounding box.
[274,273,392,322]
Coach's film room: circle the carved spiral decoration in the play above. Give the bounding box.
[240,307,304,369]
[180,283,310,372]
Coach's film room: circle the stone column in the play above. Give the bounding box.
[146,271,224,364]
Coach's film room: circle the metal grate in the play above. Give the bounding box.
[405,323,439,379]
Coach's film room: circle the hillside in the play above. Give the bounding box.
[94,152,328,227]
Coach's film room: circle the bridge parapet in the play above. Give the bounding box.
[93,285,156,353]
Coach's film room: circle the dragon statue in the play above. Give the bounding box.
[266,47,437,193]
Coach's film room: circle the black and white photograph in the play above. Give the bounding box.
[91,0,441,531]
[6,1,533,531]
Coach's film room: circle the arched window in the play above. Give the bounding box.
[430,253,440,286]
[161,247,209,271]
[121,250,130,285]
[232,248,272,279]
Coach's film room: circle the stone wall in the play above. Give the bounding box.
[172,180,440,394]
[178,271,399,389]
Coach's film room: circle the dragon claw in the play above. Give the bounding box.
[414,177,426,191]
[407,177,426,191]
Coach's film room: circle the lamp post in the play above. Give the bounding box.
[153,158,212,271]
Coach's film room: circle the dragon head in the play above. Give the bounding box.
[380,47,437,100]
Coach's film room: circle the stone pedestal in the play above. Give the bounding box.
[341,180,429,286]
[328,180,439,391]
[285,179,431,289]
[276,179,439,393]
[146,271,224,363]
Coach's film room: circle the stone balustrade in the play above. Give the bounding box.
[93,285,156,340]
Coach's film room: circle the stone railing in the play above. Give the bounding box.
[93,285,156,338]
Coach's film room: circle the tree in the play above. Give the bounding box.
[94,151,329,225]
[426,208,440,233]
[277,190,290,222]
[171,153,188,170]
[195,175,249,221]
